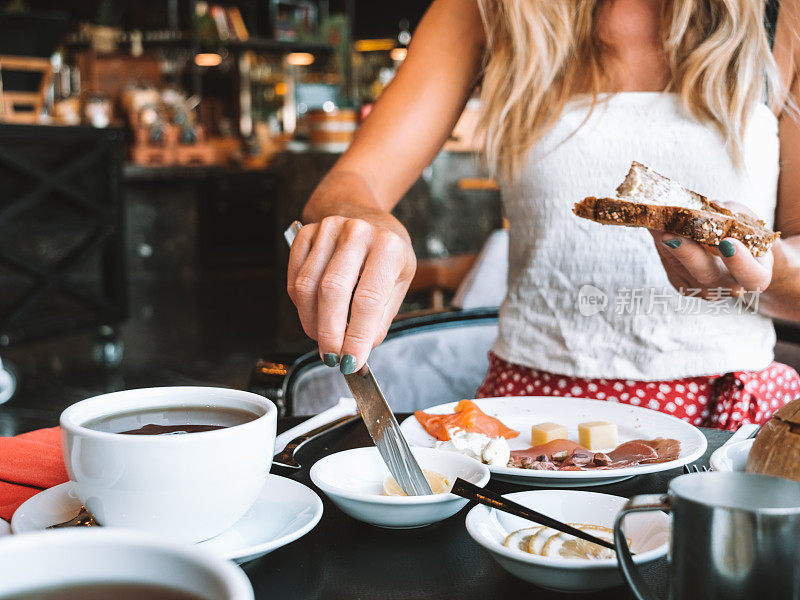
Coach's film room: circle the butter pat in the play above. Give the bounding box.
[532,422,568,445]
[578,421,619,451]
[383,470,452,496]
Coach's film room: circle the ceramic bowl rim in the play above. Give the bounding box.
[708,438,753,472]
[464,489,669,569]
[309,446,490,505]
[0,528,253,598]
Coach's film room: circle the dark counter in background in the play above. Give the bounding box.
[0,124,126,347]
[0,135,501,418]
[124,150,502,282]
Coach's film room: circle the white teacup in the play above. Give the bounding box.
[0,529,253,599]
[60,386,277,543]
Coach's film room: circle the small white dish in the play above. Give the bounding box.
[310,447,490,529]
[401,396,708,487]
[11,475,322,564]
[709,439,754,472]
[0,518,9,537]
[0,528,253,599]
[465,489,669,593]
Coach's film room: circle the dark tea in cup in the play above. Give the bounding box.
[83,406,258,435]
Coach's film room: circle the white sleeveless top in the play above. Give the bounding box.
[494,92,779,380]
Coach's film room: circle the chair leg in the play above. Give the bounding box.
[431,288,445,311]
[249,358,292,416]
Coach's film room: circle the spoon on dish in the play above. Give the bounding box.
[451,478,625,553]
[47,506,97,529]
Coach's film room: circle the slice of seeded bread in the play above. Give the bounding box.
[573,161,779,257]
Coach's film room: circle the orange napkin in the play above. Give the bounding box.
[0,427,69,521]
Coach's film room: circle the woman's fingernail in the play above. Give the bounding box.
[719,240,736,257]
[323,353,339,367]
[663,239,681,249]
[340,354,357,375]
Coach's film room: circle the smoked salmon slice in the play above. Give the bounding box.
[414,400,519,441]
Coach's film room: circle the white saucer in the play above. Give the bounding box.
[11,474,322,564]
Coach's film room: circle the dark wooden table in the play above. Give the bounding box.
[243,415,731,600]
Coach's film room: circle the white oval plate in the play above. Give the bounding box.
[400,396,707,486]
[11,474,322,564]
[709,439,753,472]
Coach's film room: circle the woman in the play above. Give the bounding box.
[287,0,800,429]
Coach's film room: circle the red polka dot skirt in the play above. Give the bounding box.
[476,352,800,430]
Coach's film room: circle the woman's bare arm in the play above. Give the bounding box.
[304,0,485,220]
[651,2,800,323]
[761,0,800,321]
[288,0,485,373]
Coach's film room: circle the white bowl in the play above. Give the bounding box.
[709,439,753,472]
[60,386,277,543]
[310,447,490,528]
[0,529,253,599]
[465,490,669,593]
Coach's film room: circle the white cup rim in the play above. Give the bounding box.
[0,528,254,599]
[60,386,277,444]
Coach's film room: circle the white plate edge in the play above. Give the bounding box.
[402,396,708,479]
[210,474,324,561]
[10,476,324,563]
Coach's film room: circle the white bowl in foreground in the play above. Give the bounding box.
[310,446,490,528]
[0,529,253,599]
[709,439,753,472]
[465,489,669,593]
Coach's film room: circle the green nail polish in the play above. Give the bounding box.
[719,240,736,257]
[323,353,339,367]
[663,239,681,249]
[340,354,357,375]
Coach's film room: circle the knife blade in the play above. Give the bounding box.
[343,364,433,495]
[284,220,433,496]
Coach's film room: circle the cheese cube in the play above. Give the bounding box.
[578,421,619,451]
[532,422,568,445]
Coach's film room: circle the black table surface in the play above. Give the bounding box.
[240,415,731,600]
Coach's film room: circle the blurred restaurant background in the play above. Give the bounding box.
[0,0,507,421]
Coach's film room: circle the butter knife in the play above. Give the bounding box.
[284,221,433,495]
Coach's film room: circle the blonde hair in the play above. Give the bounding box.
[476,0,781,179]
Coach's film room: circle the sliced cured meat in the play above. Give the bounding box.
[510,439,586,462]
[607,440,659,465]
[509,438,681,470]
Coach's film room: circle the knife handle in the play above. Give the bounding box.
[284,220,302,247]
[274,397,358,454]
[274,414,360,464]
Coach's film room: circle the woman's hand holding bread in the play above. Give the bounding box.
[650,202,774,300]
[652,232,773,299]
